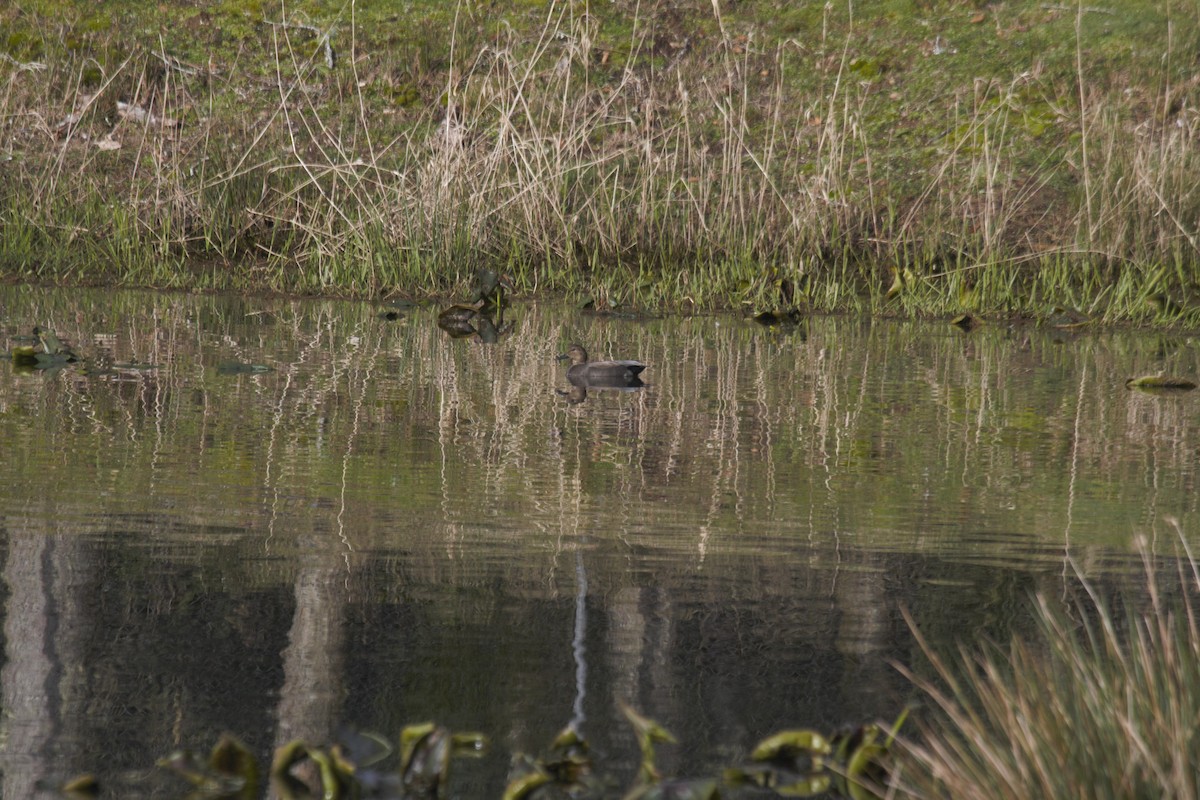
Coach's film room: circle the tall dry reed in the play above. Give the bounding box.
[893,536,1200,799]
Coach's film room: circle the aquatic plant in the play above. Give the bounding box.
[136,706,904,799]
[893,536,1200,799]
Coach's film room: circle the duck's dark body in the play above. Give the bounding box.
[558,344,646,386]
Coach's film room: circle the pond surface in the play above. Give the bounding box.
[1,286,1198,797]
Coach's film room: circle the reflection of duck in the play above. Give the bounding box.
[436,302,512,342]
[557,344,646,385]
[556,384,590,405]
[437,301,484,326]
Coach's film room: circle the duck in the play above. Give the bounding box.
[557,344,646,386]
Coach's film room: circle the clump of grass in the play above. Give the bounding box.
[893,535,1200,799]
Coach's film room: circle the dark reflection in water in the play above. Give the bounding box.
[0,287,1198,796]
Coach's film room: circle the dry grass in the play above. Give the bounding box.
[893,533,1200,799]
[1,2,1198,316]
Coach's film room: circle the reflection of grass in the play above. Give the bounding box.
[1,288,1198,582]
[895,538,1200,799]
[1,2,1198,318]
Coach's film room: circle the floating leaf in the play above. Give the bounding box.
[270,740,357,800]
[451,732,489,754]
[307,747,355,798]
[1125,375,1197,391]
[550,726,585,752]
[400,723,452,794]
[10,345,38,366]
[751,730,832,762]
[620,702,676,785]
[209,733,259,800]
[501,769,551,800]
[845,741,886,780]
[399,722,437,772]
[62,774,100,796]
[620,703,676,747]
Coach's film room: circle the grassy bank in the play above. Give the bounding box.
[1,0,1198,320]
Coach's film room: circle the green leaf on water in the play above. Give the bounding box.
[209,733,259,800]
[10,346,38,366]
[751,730,833,762]
[501,769,551,800]
[845,741,886,779]
[451,732,489,754]
[399,722,436,772]
[1125,375,1197,391]
[620,701,675,785]
[400,722,453,793]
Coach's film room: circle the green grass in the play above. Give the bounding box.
[1,0,1198,319]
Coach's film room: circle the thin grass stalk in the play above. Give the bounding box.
[894,539,1200,800]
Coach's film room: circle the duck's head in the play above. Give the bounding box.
[557,344,589,365]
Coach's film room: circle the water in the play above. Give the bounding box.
[1,286,1198,797]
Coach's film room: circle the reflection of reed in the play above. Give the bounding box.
[1,288,1199,595]
[5,287,1200,789]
